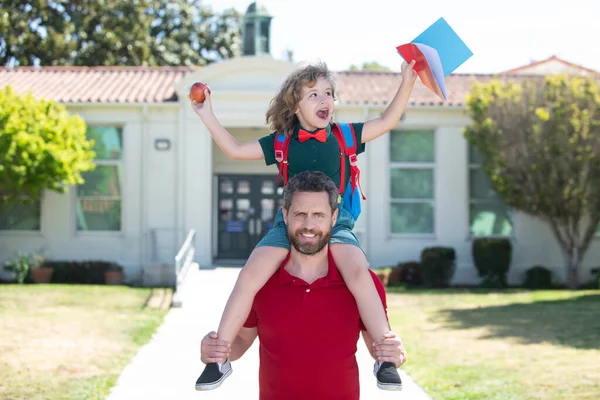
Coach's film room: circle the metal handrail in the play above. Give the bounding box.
[172,229,196,307]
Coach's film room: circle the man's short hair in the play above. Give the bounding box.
[283,171,339,213]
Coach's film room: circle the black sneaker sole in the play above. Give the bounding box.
[377,381,403,391]
[194,368,232,391]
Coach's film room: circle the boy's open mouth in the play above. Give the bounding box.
[316,108,329,119]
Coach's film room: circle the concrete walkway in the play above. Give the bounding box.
[106,265,431,400]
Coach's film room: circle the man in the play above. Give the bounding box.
[198,171,407,399]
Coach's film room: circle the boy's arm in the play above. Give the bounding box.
[190,92,264,161]
[361,60,417,144]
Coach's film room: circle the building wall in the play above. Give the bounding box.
[356,106,600,285]
[3,56,600,286]
[0,104,182,282]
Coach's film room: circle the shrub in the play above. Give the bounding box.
[390,261,422,287]
[373,268,391,287]
[420,247,456,288]
[43,260,123,284]
[472,238,512,287]
[3,252,45,284]
[523,266,554,289]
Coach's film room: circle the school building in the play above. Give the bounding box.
[1,3,600,286]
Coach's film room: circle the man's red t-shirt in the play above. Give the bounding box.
[243,250,388,400]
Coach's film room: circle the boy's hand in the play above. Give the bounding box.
[401,60,417,85]
[189,89,213,119]
[200,331,231,364]
[373,331,407,368]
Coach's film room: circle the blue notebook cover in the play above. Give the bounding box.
[411,17,473,76]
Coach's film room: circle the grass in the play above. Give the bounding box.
[0,284,170,400]
[387,288,600,400]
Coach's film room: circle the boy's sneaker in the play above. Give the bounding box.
[195,359,233,391]
[374,361,402,391]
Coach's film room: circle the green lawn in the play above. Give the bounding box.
[387,288,600,400]
[0,284,170,400]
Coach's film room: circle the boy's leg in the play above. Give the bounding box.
[195,246,288,391]
[330,244,389,342]
[196,216,290,391]
[330,243,402,391]
[216,246,289,345]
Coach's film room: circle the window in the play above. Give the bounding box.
[469,145,512,236]
[389,130,435,234]
[0,200,41,231]
[76,126,123,231]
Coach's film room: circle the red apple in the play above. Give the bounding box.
[189,82,211,103]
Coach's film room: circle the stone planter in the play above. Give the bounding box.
[30,266,54,284]
[105,271,124,285]
[374,270,390,287]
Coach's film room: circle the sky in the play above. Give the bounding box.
[211,0,600,74]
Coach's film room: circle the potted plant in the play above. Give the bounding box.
[3,252,33,284]
[28,253,51,283]
[374,267,391,287]
[104,263,124,285]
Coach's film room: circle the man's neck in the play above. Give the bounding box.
[284,246,329,284]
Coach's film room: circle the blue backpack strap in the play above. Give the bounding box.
[332,123,366,221]
[335,123,366,200]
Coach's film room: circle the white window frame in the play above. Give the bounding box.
[388,129,436,237]
[468,148,514,238]
[74,125,124,235]
[0,196,43,235]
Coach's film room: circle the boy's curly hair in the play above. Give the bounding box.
[266,61,336,134]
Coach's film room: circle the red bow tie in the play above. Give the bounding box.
[298,128,327,143]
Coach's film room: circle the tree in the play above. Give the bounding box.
[0,86,95,228]
[0,0,241,67]
[348,61,391,72]
[464,74,600,289]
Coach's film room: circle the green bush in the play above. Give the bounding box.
[3,252,45,284]
[420,247,456,288]
[590,268,600,290]
[43,260,123,284]
[472,238,512,287]
[523,266,554,289]
[392,261,421,287]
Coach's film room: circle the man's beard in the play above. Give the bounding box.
[288,228,331,255]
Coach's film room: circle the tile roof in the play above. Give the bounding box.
[0,64,577,107]
[334,71,496,107]
[500,55,600,76]
[0,66,196,104]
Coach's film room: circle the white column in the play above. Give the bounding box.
[435,126,473,282]
[182,116,213,267]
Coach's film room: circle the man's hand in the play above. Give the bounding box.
[373,331,407,368]
[200,331,231,364]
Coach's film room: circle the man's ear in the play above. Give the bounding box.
[331,208,339,227]
[282,208,289,225]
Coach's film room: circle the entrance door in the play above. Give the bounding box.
[216,175,283,260]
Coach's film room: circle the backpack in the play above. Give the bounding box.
[273,122,366,220]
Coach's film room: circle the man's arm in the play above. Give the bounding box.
[361,60,417,143]
[229,327,258,361]
[200,328,258,364]
[367,331,408,368]
[362,330,376,358]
